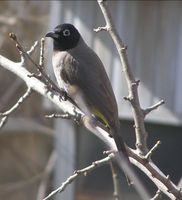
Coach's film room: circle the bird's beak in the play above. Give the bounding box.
[45,32,59,39]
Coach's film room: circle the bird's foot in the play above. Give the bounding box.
[72,107,82,124]
[59,89,68,101]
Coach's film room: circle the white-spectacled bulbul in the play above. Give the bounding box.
[46,23,129,164]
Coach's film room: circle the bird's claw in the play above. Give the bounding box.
[72,107,81,124]
[59,89,68,101]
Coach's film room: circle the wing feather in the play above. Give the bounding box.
[61,41,118,128]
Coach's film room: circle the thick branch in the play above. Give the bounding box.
[81,116,182,200]
[95,0,148,154]
[0,55,82,118]
[128,148,182,200]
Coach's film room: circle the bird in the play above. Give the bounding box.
[45,23,130,167]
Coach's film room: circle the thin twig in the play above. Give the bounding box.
[9,32,65,97]
[0,87,32,129]
[43,154,114,200]
[150,190,162,200]
[45,113,71,119]
[9,33,38,64]
[39,38,45,70]
[45,111,82,125]
[0,116,8,129]
[0,87,32,116]
[142,100,165,117]
[36,151,57,200]
[145,141,161,160]
[27,41,39,56]
[94,26,108,32]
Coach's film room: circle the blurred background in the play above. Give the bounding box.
[0,1,182,200]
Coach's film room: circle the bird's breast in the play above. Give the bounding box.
[52,51,79,97]
[52,51,67,69]
[52,51,68,91]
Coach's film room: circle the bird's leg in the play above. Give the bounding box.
[44,82,68,101]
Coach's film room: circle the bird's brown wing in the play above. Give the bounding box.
[60,44,119,129]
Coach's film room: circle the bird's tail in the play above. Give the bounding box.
[111,123,132,185]
[112,123,128,159]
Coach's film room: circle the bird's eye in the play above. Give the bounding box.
[63,29,71,37]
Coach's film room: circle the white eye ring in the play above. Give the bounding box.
[63,29,71,36]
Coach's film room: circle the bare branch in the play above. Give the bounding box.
[150,190,162,200]
[85,119,151,199]
[27,41,39,56]
[0,116,8,129]
[0,87,32,129]
[91,121,182,199]
[39,38,45,70]
[9,32,39,64]
[9,32,25,63]
[43,154,114,200]
[110,162,122,200]
[93,25,108,32]
[145,141,161,160]
[36,151,57,200]
[142,100,165,117]
[45,113,71,119]
[0,87,32,117]
[128,148,182,200]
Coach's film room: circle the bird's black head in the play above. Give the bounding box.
[45,23,81,51]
